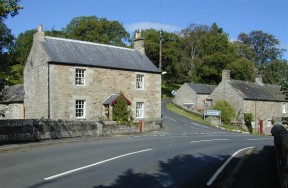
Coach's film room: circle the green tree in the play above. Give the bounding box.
[112,92,131,123]
[244,113,253,133]
[140,29,180,83]
[211,100,236,124]
[175,24,209,83]
[0,0,23,99]
[0,0,23,19]
[259,59,288,85]
[190,23,237,84]
[63,16,130,47]
[9,29,35,84]
[227,58,256,81]
[238,30,284,68]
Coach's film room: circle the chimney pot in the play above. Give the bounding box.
[37,24,43,32]
[134,30,145,55]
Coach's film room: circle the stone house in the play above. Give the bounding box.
[0,84,25,119]
[24,25,161,121]
[209,70,288,134]
[174,83,215,112]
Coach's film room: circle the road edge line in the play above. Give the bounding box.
[206,146,255,186]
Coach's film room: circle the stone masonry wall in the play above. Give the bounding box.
[0,119,163,144]
[174,84,197,109]
[49,64,161,120]
[209,81,244,118]
[196,94,209,111]
[244,100,288,134]
[24,31,50,119]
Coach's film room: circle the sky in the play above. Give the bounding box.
[5,0,288,59]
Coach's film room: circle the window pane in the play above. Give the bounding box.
[136,75,144,90]
[76,100,85,118]
[136,102,144,118]
[76,69,85,86]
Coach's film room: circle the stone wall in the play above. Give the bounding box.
[24,31,50,119]
[174,84,197,109]
[244,100,287,134]
[0,119,163,144]
[209,81,244,116]
[49,64,161,120]
[271,124,288,188]
[244,100,287,119]
[196,94,210,111]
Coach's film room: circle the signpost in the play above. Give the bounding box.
[204,110,221,124]
[171,90,177,96]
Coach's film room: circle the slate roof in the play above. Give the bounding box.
[228,79,287,102]
[186,83,216,94]
[0,84,24,104]
[103,93,132,106]
[42,37,161,74]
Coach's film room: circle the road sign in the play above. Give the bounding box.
[171,90,177,96]
[204,110,221,116]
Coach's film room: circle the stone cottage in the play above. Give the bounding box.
[0,84,25,119]
[174,83,215,112]
[209,70,288,134]
[24,25,161,121]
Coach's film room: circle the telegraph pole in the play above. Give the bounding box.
[159,29,163,71]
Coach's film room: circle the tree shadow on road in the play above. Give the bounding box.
[94,153,228,188]
[231,145,280,188]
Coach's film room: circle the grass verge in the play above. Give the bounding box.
[166,102,246,132]
[166,102,211,126]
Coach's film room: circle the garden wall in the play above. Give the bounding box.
[0,119,163,144]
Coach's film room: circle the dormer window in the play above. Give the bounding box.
[75,69,85,86]
[136,74,144,90]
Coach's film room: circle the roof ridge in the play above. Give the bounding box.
[45,36,135,51]
[230,79,281,87]
[187,83,216,86]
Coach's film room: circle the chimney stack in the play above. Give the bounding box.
[133,30,145,55]
[222,70,231,81]
[255,74,263,85]
[34,24,45,42]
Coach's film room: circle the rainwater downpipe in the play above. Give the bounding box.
[48,64,50,119]
[254,99,257,133]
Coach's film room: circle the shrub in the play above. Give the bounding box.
[211,100,236,124]
[112,92,131,123]
[244,113,253,133]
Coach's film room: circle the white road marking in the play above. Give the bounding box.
[190,139,230,143]
[164,116,177,121]
[246,138,273,141]
[206,146,255,186]
[44,149,152,181]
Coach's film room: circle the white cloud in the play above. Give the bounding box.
[125,22,181,33]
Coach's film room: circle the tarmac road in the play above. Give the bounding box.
[0,101,278,187]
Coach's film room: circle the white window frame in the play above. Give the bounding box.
[76,100,86,118]
[75,69,85,86]
[136,102,144,118]
[283,103,287,114]
[136,74,144,90]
